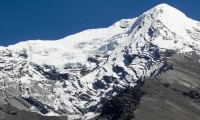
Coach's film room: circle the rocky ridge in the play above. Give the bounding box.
[0,3,200,119]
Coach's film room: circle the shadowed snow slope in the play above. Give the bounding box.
[0,3,200,119]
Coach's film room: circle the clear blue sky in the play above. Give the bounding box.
[0,0,199,46]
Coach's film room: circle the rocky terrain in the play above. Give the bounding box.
[1,52,200,120]
[97,52,200,120]
[0,3,200,120]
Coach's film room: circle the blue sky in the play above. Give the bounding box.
[0,0,200,46]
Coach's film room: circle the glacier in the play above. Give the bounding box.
[0,3,200,119]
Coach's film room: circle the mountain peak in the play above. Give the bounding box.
[0,3,200,119]
[154,3,175,9]
[147,3,186,19]
[134,3,199,47]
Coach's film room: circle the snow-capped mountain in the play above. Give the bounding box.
[0,3,200,119]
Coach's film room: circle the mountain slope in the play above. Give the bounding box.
[96,52,200,120]
[133,53,200,120]
[0,3,200,119]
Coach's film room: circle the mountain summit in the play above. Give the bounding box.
[0,4,200,119]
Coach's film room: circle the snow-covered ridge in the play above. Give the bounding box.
[0,3,200,119]
[3,18,135,69]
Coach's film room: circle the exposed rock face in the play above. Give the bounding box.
[0,104,68,120]
[0,3,200,119]
[97,53,200,120]
[96,86,144,120]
